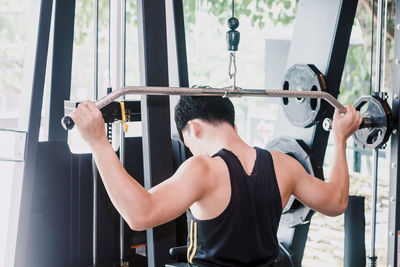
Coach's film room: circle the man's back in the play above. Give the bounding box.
[187,147,282,266]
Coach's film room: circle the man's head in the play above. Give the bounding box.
[174,96,235,152]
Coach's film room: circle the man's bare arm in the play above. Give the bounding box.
[272,151,347,216]
[70,101,209,230]
[272,105,362,216]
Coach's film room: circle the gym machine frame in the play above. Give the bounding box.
[388,0,400,266]
[11,0,400,266]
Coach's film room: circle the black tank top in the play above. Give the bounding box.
[186,147,282,267]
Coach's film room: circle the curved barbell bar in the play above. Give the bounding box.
[61,86,372,131]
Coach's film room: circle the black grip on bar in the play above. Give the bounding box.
[61,116,75,130]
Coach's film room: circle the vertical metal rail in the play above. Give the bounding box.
[382,0,388,92]
[388,0,400,265]
[91,158,98,267]
[119,0,126,264]
[92,0,99,265]
[374,0,384,95]
[369,0,384,266]
[110,0,126,263]
[137,0,176,265]
[369,149,379,266]
[369,0,375,95]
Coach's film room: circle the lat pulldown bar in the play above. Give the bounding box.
[61,85,375,131]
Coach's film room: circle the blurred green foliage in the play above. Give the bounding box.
[183,0,298,30]
[339,45,371,105]
[72,0,298,42]
[0,2,26,97]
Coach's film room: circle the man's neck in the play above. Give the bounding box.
[201,125,247,157]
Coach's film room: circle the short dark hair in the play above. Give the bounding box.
[174,96,235,141]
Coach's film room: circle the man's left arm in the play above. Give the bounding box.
[70,101,209,230]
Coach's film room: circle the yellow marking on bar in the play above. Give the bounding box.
[118,101,128,133]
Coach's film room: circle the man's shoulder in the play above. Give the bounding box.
[269,150,295,166]
[179,155,228,182]
[268,149,305,188]
[175,155,224,192]
[182,154,220,172]
[268,150,300,180]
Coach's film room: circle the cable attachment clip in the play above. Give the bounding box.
[228,52,237,88]
[222,85,242,98]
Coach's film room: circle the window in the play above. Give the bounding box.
[0,0,40,264]
[183,0,296,145]
[0,1,30,129]
[68,0,141,153]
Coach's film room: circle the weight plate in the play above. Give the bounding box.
[266,137,324,227]
[353,95,392,150]
[281,64,328,128]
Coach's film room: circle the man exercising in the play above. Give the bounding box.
[70,96,362,266]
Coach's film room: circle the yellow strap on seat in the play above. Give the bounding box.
[118,101,128,133]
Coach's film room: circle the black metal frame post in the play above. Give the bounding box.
[48,0,75,142]
[171,0,190,252]
[137,0,176,266]
[172,0,189,88]
[387,0,400,265]
[14,0,53,266]
[92,0,99,265]
[119,0,127,264]
[310,0,359,162]
[277,0,358,160]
